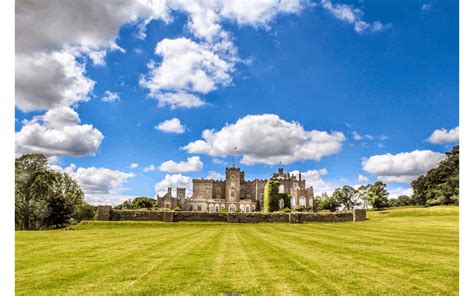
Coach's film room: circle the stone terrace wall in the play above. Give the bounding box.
[97,206,366,223]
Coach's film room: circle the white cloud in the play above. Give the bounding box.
[353,131,362,141]
[183,114,345,165]
[154,173,192,196]
[206,171,225,180]
[139,38,235,108]
[15,107,104,157]
[16,51,95,111]
[320,0,390,34]
[155,118,186,134]
[212,158,226,164]
[102,90,120,102]
[153,92,206,109]
[53,164,135,205]
[144,164,157,172]
[129,163,139,169]
[427,126,459,144]
[362,150,446,183]
[89,50,107,66]
[388,187,414,199]
[169,0,307,41]
[159,156,203,172]
[289,169,334,196]
[15,0,170,112]
[358,174,369,183]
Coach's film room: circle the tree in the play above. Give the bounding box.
[356,185,370,209]
[264,179,280,213]
[411,146,459,206]
[15,154,92,230]
[314,192,339,212]
[114,196,156,209]
[333,186,358,210]
[368,181,390,210]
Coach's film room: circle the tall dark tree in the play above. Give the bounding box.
[264,179,280,212]
[412,145,459,206]
[368,181,390,210]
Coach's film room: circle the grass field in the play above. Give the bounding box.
[16,206,459,295]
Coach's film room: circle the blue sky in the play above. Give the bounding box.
[15,0,459,204]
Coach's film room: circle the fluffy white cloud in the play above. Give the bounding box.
[169,0,307,41]
[183,114,345,165]
[15,107,103,157]
[427,126,459,144]
[52,164,135,205]
[362,150,446,183]
[320,0,390,34]
[16,51,95,111]
[144,164,157,172]
[16,0,170,111]
[129,163,139,169]
[358,174,369,183]
[154,173,192,196]
[159,156,203,172]
[102,90,120,102]
[289,169,334,196]
[155,118,186,134]
[140,38,235,108]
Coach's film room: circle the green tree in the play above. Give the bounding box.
[15,154,91,230]
[315,192,339,212]
[114,196,156,209]
[356,185,370,209]
[333,186,358,210]
[264,179,280,213]
[412,146,459,206]
[368,181,390,210]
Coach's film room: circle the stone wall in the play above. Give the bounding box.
[97,208,366,223]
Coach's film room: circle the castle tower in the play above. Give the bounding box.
[225,166,242,203]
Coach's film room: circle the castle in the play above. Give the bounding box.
[157,164,314,212]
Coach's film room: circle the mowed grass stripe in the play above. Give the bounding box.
[268,223,458,267]
[260,223,457,293]
[251,226,438,295]
[16,226,205,295]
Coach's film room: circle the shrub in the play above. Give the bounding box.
[236,208,242,213]
[219,208,228,213]
[283,207,291,213]
[426,198,442,207]
[173,207,182,211]
[294,205,303,212]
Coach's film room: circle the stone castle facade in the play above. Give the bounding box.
[157,165,314,212]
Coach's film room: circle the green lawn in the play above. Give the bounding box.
[16,206,459,295]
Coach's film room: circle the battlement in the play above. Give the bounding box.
[192,178,225,183]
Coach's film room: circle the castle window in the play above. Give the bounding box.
[279,184,284,193]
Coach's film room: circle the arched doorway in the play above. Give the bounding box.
[291,197,296,208]
[229,204,236,213]
[299,197,306,207]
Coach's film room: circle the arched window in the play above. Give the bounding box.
[299,197,306,207]
[279,198,284,210]
[279,184,284,193]
[209,205,214,212]
[215,204,219,212]
[291,197,296,208]
[245,205,250,212]
[229,204,236,213]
